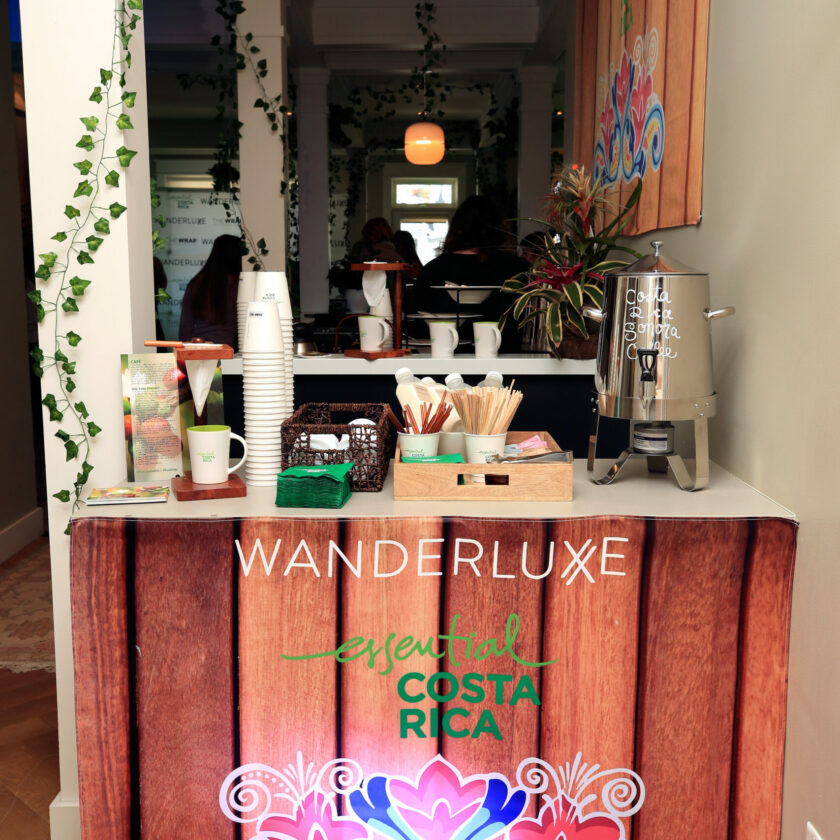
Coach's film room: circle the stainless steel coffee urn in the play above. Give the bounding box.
[583,241,734,490]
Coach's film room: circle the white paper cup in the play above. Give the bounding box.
[187,425,248,484]
[244,301,283,353]
[439,431,466,457]
[473,321,502,357]
[359,315,391,352]
[398,432,440,459]
[429,320,459,358]
[464,432,507,464]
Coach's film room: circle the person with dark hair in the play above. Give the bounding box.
[405,195,528,351]
[393,230,423,277]
[153,257,168,342]
[178,234,242,345]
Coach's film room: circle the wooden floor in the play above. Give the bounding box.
[0,669,59,839]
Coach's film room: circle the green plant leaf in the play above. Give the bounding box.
[80,116,99,131]
[73,180,93,198]
[74,401,89,418]
[125,51,132,68]
[87,421,102,437]
[36,304,45,323]
[39,252,58,268]
[66,331,82,347]
[94,217,110,234]
[62,361,76,374]
[64,439,79,460]
[55,429,70,442]
[89,86,103,103]
[70,277,92,295]
[54,348,68,363]
[121,91,136,108]
[35,264,51,281]
[53,489,71,503]
[566,306,588,338]
[74,159,93,175]
[127,0,143,10]
[76,251,94,265]
[65,204,81,219]
[42,395,63,422]
[86,235,104,252]
[27,290,42,305]
[546,302,564,345]
[62,297,80,312]
[76,134,95,152]
[115,146,137,167]
[51,231,68,242]
[582,284,604,308]
[81,460,93,479]
[563,281,583,311]
[30,347,44,363]
[109,202,127,218]
[100,68,113,85]
[65,378,76,393]
[116,113,133,130]
[104,170,120,187]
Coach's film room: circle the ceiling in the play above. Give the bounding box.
[143,0,572,128]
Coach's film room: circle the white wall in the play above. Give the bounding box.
[628,1,840,836]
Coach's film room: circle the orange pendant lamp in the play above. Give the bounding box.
[404,121,445,165]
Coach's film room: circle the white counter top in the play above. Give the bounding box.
[75,459,795,522]
[221,353,596,377]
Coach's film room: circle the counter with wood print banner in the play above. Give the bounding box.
[69,510,795,840]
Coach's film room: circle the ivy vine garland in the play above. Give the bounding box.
[29,0,144,527]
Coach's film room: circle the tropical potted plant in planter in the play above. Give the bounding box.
[501,164,642,358]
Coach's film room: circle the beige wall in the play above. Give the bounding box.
[628,1,840,837]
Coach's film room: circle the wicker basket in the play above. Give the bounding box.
[280,403,393,492]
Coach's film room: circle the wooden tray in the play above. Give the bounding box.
[343,348,412,360]
[171,473,247,501]
[393,431,573,501]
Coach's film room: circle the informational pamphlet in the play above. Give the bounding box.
[85,484,170,505]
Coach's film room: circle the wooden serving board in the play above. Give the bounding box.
[171,473,247,500]
[343,348,412,360]
[393,431,573,500]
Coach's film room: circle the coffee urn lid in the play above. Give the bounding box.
[609,240,706,277]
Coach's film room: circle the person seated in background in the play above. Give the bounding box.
[350,217,403,264]
[393,230,423,278]
[178,234,242,346]
[405,195,528,351]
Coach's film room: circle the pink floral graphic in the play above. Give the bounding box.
[509,796,622,840]
[257,792,368,840]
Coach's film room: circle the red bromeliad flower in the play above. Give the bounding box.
[508,795,622,840]
[528,257,603,290]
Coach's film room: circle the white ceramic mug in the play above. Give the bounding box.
[187,425,248,484]
[429,320,459,358]
[473,321,502,357]
[359,315,392,352]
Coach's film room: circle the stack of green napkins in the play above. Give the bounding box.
[275,463,354,509]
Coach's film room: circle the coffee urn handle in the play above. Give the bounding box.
[637,349,658,382]
[582,305,603,323]
[704,306,736,321]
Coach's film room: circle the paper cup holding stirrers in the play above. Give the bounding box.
[388,400,454,461]
[448,382,524,481]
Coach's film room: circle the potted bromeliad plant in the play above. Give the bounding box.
[502,164,642,358]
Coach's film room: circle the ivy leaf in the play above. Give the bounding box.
[66,331,82,347]
[76,251,94,265]
[128,1,143,12]
[51,231,68,242]
[116,113,133,130]
[53,489,71,503]
[70,277,91,295]
[87,421,102,437]
[54,348,68,363]
[76,134,95,151]
[42,395,63,422]
[74,159,93,175]
[125,52,132,68]
[39,252,58,268]
[30,347,44,363]
[89,86,103,103]
[74,401,89,418]
[100,68,113,85]
[62,361,76,374]
[27,290,42,305]
[115,146,137,167]
[64,440,79,461]
[128,13,140,29]
[64,524,70,536]
[35,264,52,281]
[55,429,70,441]
[81,460,94,479]
[36,304,45,323]
[86,235,104,252]
[104,170,120,187]
[65,204,81,219]
[94,217,110,234]
[121,91,136,108]
[66,378,77,393]
[62,297,80,312]
[74,180,93,198]
[80,116,99,132]
[32,363,44,378]
[109,202,127,218]
[152,231,168,251]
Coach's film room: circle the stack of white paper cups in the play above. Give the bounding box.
[241,283,294,486]
[236,271,258,352]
